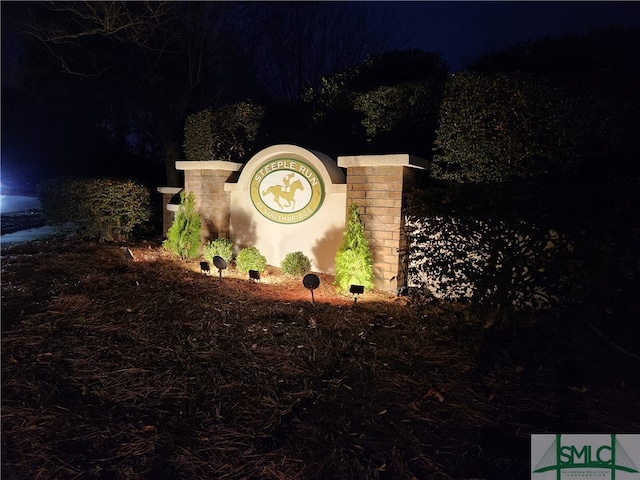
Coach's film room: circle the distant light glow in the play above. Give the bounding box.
[0,165,34,196]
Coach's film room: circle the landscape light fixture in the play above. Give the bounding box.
[302,273,320,305]
[350,284,365,305]
[124,247,135,262]
[212,256,227,279]
[249,270,261,282]
[200,261,211,276]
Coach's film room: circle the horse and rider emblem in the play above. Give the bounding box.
[250,158,324,224]
[261,172,305,210]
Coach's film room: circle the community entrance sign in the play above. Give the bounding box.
[164,144,428,291]
[227,145,346,274]
[250,158,324,224]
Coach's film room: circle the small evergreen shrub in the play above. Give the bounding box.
[203,238,234,265]
[334,202,375,294]
[235,246,267,273]
[281,251,312,277]
[163,191,201,259]
[37,176,150,241]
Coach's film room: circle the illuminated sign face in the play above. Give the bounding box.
[250,158,324,224]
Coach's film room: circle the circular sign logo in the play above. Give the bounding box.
[250,158,324,224]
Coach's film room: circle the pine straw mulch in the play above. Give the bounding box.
[2,238,640,480]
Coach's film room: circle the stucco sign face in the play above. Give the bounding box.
[250,158,324,224]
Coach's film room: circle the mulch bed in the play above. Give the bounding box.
[2,238,640,479]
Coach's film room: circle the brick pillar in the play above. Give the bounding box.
[175,161,243,244]
[337,154,428,293]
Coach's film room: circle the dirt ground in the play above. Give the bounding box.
[2,236,640,479]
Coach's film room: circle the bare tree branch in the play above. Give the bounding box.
[240,3,401,100]
[19,1,176,77]
[26,2,173,44]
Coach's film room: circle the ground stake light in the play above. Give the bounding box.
[212,256,227,279]
[124,247,135,262]
[303,273,320,305]
[200,261,211,275]
[350,284,364,304]
[249,270,261,282]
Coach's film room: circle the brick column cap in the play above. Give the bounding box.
[175,160,243,171]
[337,153,429,170]
[157,186,183,194]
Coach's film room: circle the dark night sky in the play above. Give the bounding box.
[1,1,640,193]
[391,1,640,70]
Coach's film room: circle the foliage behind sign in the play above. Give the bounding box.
[183,102,265,163]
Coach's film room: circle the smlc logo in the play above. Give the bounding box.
[532,434,640,479]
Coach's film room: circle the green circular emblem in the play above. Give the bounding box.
[250,158,324,224]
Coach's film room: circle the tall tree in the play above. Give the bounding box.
[303,49,449,158]
[6,2,410,187]
[12,1,244,185]
[240,2,399,101]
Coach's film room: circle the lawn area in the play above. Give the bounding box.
[0,208,45,235]
[2,239,639,479]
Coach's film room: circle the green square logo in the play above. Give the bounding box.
[531,434,640,479]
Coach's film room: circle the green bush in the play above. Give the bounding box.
[280,251,312,277]
[203,238,234,265]
[162,191,201,259]
[37,176,150,241]
[37,177,77,226]
[183,109,215,162]
[334,202,375,294]
[431,72,582,183]
[184,102,264,162]
[235,246,267,273]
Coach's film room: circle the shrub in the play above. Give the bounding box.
[354,81,440,141]
[203,238,234,265]
[235,246,267,273]
[280,251,312,277]
[37,177,77,225]
[37,176,150,241]
[162,191,201,259]
[184,102,264,162]
[403,186,577,314]
[183,109,215,162]
[431,72,582,183]
[334,202,375,294]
